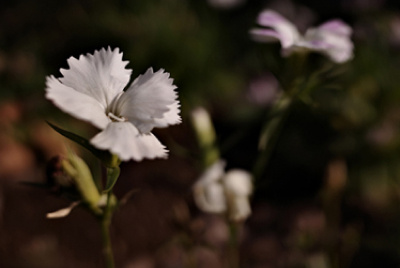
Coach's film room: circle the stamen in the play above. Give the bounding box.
[108,112,126,122]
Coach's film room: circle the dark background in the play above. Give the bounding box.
[1,0,400,267]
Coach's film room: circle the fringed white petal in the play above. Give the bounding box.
[116,68,179,133]
[252,9,300,49]
[59,47,132,107]
[45,76,110,129]
[152,102,181,128]
[90,122,167,161]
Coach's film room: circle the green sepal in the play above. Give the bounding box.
[47,122,120,168]
[104,167,120,193]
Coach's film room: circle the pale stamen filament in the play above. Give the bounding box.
[108,112,126,122]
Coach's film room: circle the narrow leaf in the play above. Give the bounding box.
[47,122,117,167]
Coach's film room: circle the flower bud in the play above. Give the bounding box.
[223,170,253,221]
[190,107,220,167]
[62,151,102,215]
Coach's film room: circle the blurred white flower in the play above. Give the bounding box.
[193,160,253,221]
[46,47,181,161]
[250,10,353,63]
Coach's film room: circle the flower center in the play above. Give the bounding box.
[107,112,126,122]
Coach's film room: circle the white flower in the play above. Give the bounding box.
[193,160,253,221]
[45,47,181,161]
[250,10,353,63]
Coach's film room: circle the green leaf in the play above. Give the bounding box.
[47,122,120,168]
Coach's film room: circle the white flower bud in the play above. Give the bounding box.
[223,170,253,221]
[191,107,216,146]
[190,107,220,167]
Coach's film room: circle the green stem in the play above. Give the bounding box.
[100,167,120,268]
[252,58,314,184]
[253,94,292,182]
[228,221,239,268]
[101,190,115,268]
